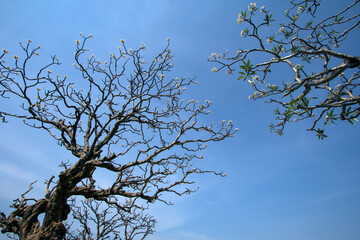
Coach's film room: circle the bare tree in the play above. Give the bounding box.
[0,35,236,239]
[65,198,155,240]
[210,0,360,139]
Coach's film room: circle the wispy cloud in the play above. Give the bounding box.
[180,231,215,240]
[0,160,37,183]
[303,188,360,206]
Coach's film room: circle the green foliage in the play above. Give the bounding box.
[238,59,256,81]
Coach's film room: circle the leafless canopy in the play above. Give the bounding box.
[65,198,156,240]
[210,0,360,139]
[0,35,236,239]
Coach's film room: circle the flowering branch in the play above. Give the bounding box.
[210,0,360,139]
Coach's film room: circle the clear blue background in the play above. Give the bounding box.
[0,1,359,240]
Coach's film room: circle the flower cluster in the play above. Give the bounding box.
[237,14,245,25]
[248,3,256,12]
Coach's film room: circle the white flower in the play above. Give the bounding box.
[235,128,239,131]
[47,69,52,74]
[211,53,216,58]
[129,49,133,54]
[240,30,245,37]
[267,38,273,44]
[211,67,218,72]
[120,39,125,43]
[89,34,94,38]
[279,27,284,32]
[248,3,256,12]
[166,38,170,41]
[237,14,244,25]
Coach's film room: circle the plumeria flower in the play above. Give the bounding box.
[248,3,256,12]
[237,14,244,25]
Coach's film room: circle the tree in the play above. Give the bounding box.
[210,0,360,139]
[65,198,156,240]
[0,35,236,239]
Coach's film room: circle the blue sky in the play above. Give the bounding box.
[0,0,360,240]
